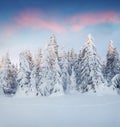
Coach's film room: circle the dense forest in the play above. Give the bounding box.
[0,34,120,96]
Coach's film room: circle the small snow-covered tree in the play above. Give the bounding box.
[67,49,77,92]
[38,57,54,96]
[0,59,4,95]
[104,40,120,84]
[77,34,107,92]
[74,49,83,90]
[52,58,64,95]
[17,50,35,96]
[69,67,77,91]
[112,74,120,94]
[0,53,17,96]
[47,34,59,65]
[31,49,44,96]
[58,47,70,92]
[67,49,77,76]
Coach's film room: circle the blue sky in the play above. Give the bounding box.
[0,0,120,63]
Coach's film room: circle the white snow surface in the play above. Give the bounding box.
[0,92,120,127]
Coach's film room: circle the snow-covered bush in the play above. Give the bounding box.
[112,74,120,94]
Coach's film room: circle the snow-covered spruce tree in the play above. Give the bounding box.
[67,49,77,76]
[67,49,77,91]
[77,34,107,93]
[112,74,120,94]
[58,46,70,92]
[37,51,53,96]
[38,35,64,96]
[51,58,64,95]
[74,49,83,90]
[69,67,77,91]
[47,34,59,59]
[17,50,35,96]
[0,53,17,96]
[0,60,3,95]
[104,40,120,84]
[31,49,44,96]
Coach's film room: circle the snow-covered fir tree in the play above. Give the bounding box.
[58,46,70,92]
[67,49,77,76]
[0,60,3,95]
[31,49,44,96]
[69,67,77,91]
[112,74,120,94]
[74,49,83,90]
[66,49,77,91]
[47,34,59,65]
[17,50,35,96]
[104,40,120,84]
[46,35,63,95]
[77,34,107,93]
[51,58,64,95]
[0,53,17,96]
[38,35,64,96]
[37,51,51,96]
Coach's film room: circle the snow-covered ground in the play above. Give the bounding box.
[0,93,120,127]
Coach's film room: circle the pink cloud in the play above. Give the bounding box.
[3,10,66,36]
[14,11,66,33]
[71,11,120,31]
[2,10,120,36]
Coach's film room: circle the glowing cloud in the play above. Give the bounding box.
[71,11,120,31]
[14,12,66,33]
[2,10,120,36]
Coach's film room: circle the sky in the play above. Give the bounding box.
[0,0,120,63]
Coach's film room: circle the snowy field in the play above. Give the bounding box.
[0,93,120,127]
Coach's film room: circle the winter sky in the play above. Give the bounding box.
[0,0,120,63]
